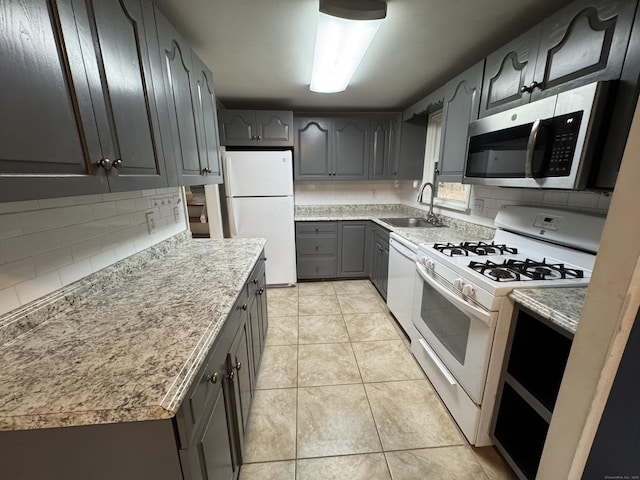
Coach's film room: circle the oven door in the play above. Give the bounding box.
[412,262,497,404]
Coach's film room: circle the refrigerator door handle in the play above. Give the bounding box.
[227,199,239,237]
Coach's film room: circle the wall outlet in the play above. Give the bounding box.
[474,199,484,211]
[146,211,156,234]
[173,206,180,223]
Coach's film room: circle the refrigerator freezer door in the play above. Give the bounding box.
[227,196,296,285]
[224,150,293,197]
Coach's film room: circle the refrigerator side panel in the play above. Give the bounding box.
[224,150,293,197]
[227,196,296,285]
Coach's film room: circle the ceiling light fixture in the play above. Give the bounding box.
[310,0,387,94]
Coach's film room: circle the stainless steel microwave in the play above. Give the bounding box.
[464,82,609,189]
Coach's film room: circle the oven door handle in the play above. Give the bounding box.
[417,338,457,385]
[416,262,495,327]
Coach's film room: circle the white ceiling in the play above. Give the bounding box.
[152,0,574,112]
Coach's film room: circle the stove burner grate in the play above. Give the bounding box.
[433,241,518,257]
[468,258,585,282]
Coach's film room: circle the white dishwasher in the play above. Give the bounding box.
[387,233,419,339]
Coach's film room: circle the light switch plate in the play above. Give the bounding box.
[146,211,156,234]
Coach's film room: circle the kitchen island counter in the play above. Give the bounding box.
[509,287,587,334]
[0,235,266,431]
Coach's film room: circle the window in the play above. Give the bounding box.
[421,110,471,211]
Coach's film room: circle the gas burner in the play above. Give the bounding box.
[433,241,518,257]
[468,258,585,282]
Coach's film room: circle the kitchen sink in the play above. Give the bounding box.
[379,217,447,228]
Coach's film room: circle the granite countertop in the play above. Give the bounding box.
[509,287,587,334]
[295,204,495,246]
[0,235,266,431]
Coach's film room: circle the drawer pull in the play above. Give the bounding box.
[315,266,319,272]
[206,372,218,384]
[315,244,319,249]
[315,226,319,232]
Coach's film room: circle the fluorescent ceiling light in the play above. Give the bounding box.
[310,1,386,94]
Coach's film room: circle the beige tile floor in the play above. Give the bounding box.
[239,280,517,480]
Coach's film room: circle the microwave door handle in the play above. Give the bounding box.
[525,119,542,178]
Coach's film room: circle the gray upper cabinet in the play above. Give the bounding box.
[218,110,293,146]
[83,0,169,192]
[333,118,370,180]
[155,8,221,186]
[192,54,223,182]
[0,0,168,202]
[438,61,484,182]
[480,27,542,117]
[480,0,636,117]
[294,117,333,180]
[369,118,393,180]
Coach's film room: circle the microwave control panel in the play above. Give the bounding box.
[545,112,583,177]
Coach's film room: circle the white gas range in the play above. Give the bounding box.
[410,206,605,446]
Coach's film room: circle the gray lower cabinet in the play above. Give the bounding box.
[0,0,169,202]
[218,110,294,146]
[296,221,371,280]
[438,60,484,183]
[369,223,390,300]
[295,222,338,279]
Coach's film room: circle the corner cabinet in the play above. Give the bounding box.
[218,110,293,146]
[154,7,222,186]
[480,0,637,117]
[438,61,484,182]
[0,0,169,203]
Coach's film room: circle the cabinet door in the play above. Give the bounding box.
[85,0,169,191]
[294,117,332,180]
[256,111,293,146]
[439,61,484,183]
[198,381,235,480]
[333,118,370,180]
[192,53,223,183]
[229,319,252,457]
[480,26,541,117]
[0,0,108,202]
[155,9,206,186]
[531,0,636,100]
[337,221,369,278]
[218,110,256,146]
[257,265,268,351]
[396,115,428,180]
[369,118,392,180]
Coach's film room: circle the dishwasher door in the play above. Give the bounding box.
[387,235,418,339]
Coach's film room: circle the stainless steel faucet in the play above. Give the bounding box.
[417,182,440,225]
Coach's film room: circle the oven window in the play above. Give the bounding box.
[420,281,470,364]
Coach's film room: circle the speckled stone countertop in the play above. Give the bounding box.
[509,287,586,334]
[0,235,266,431]
[295,204,495,245]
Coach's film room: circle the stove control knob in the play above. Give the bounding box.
[453,278,464,290]
[462,284,476,297]
[424,259,435,270]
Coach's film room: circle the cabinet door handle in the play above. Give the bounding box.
[315,265,319,272]
[97,158,112,170]
[112,159,123,170]
[235,361,242,371]
[315,226,319,232]
[242,304,248,311]
[315,244,319,249]
[206,372,218,384]
[253,278,259,284]
[258,288,264,295]
[257,135,262,140]
[228,370,235,381]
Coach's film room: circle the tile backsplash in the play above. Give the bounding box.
[295,180,413,205]
[0,188,186,316]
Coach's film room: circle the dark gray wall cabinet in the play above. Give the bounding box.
[155,8,222,186]
[438,61,484,183]
[481,0,637,118]
[218,110,294,146]
[0,0,170,202]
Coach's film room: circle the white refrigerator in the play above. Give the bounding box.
[223,150,296,286]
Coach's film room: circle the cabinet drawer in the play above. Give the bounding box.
[296,221,337,234]
[297,257,336,279]
[297,235,337,256]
